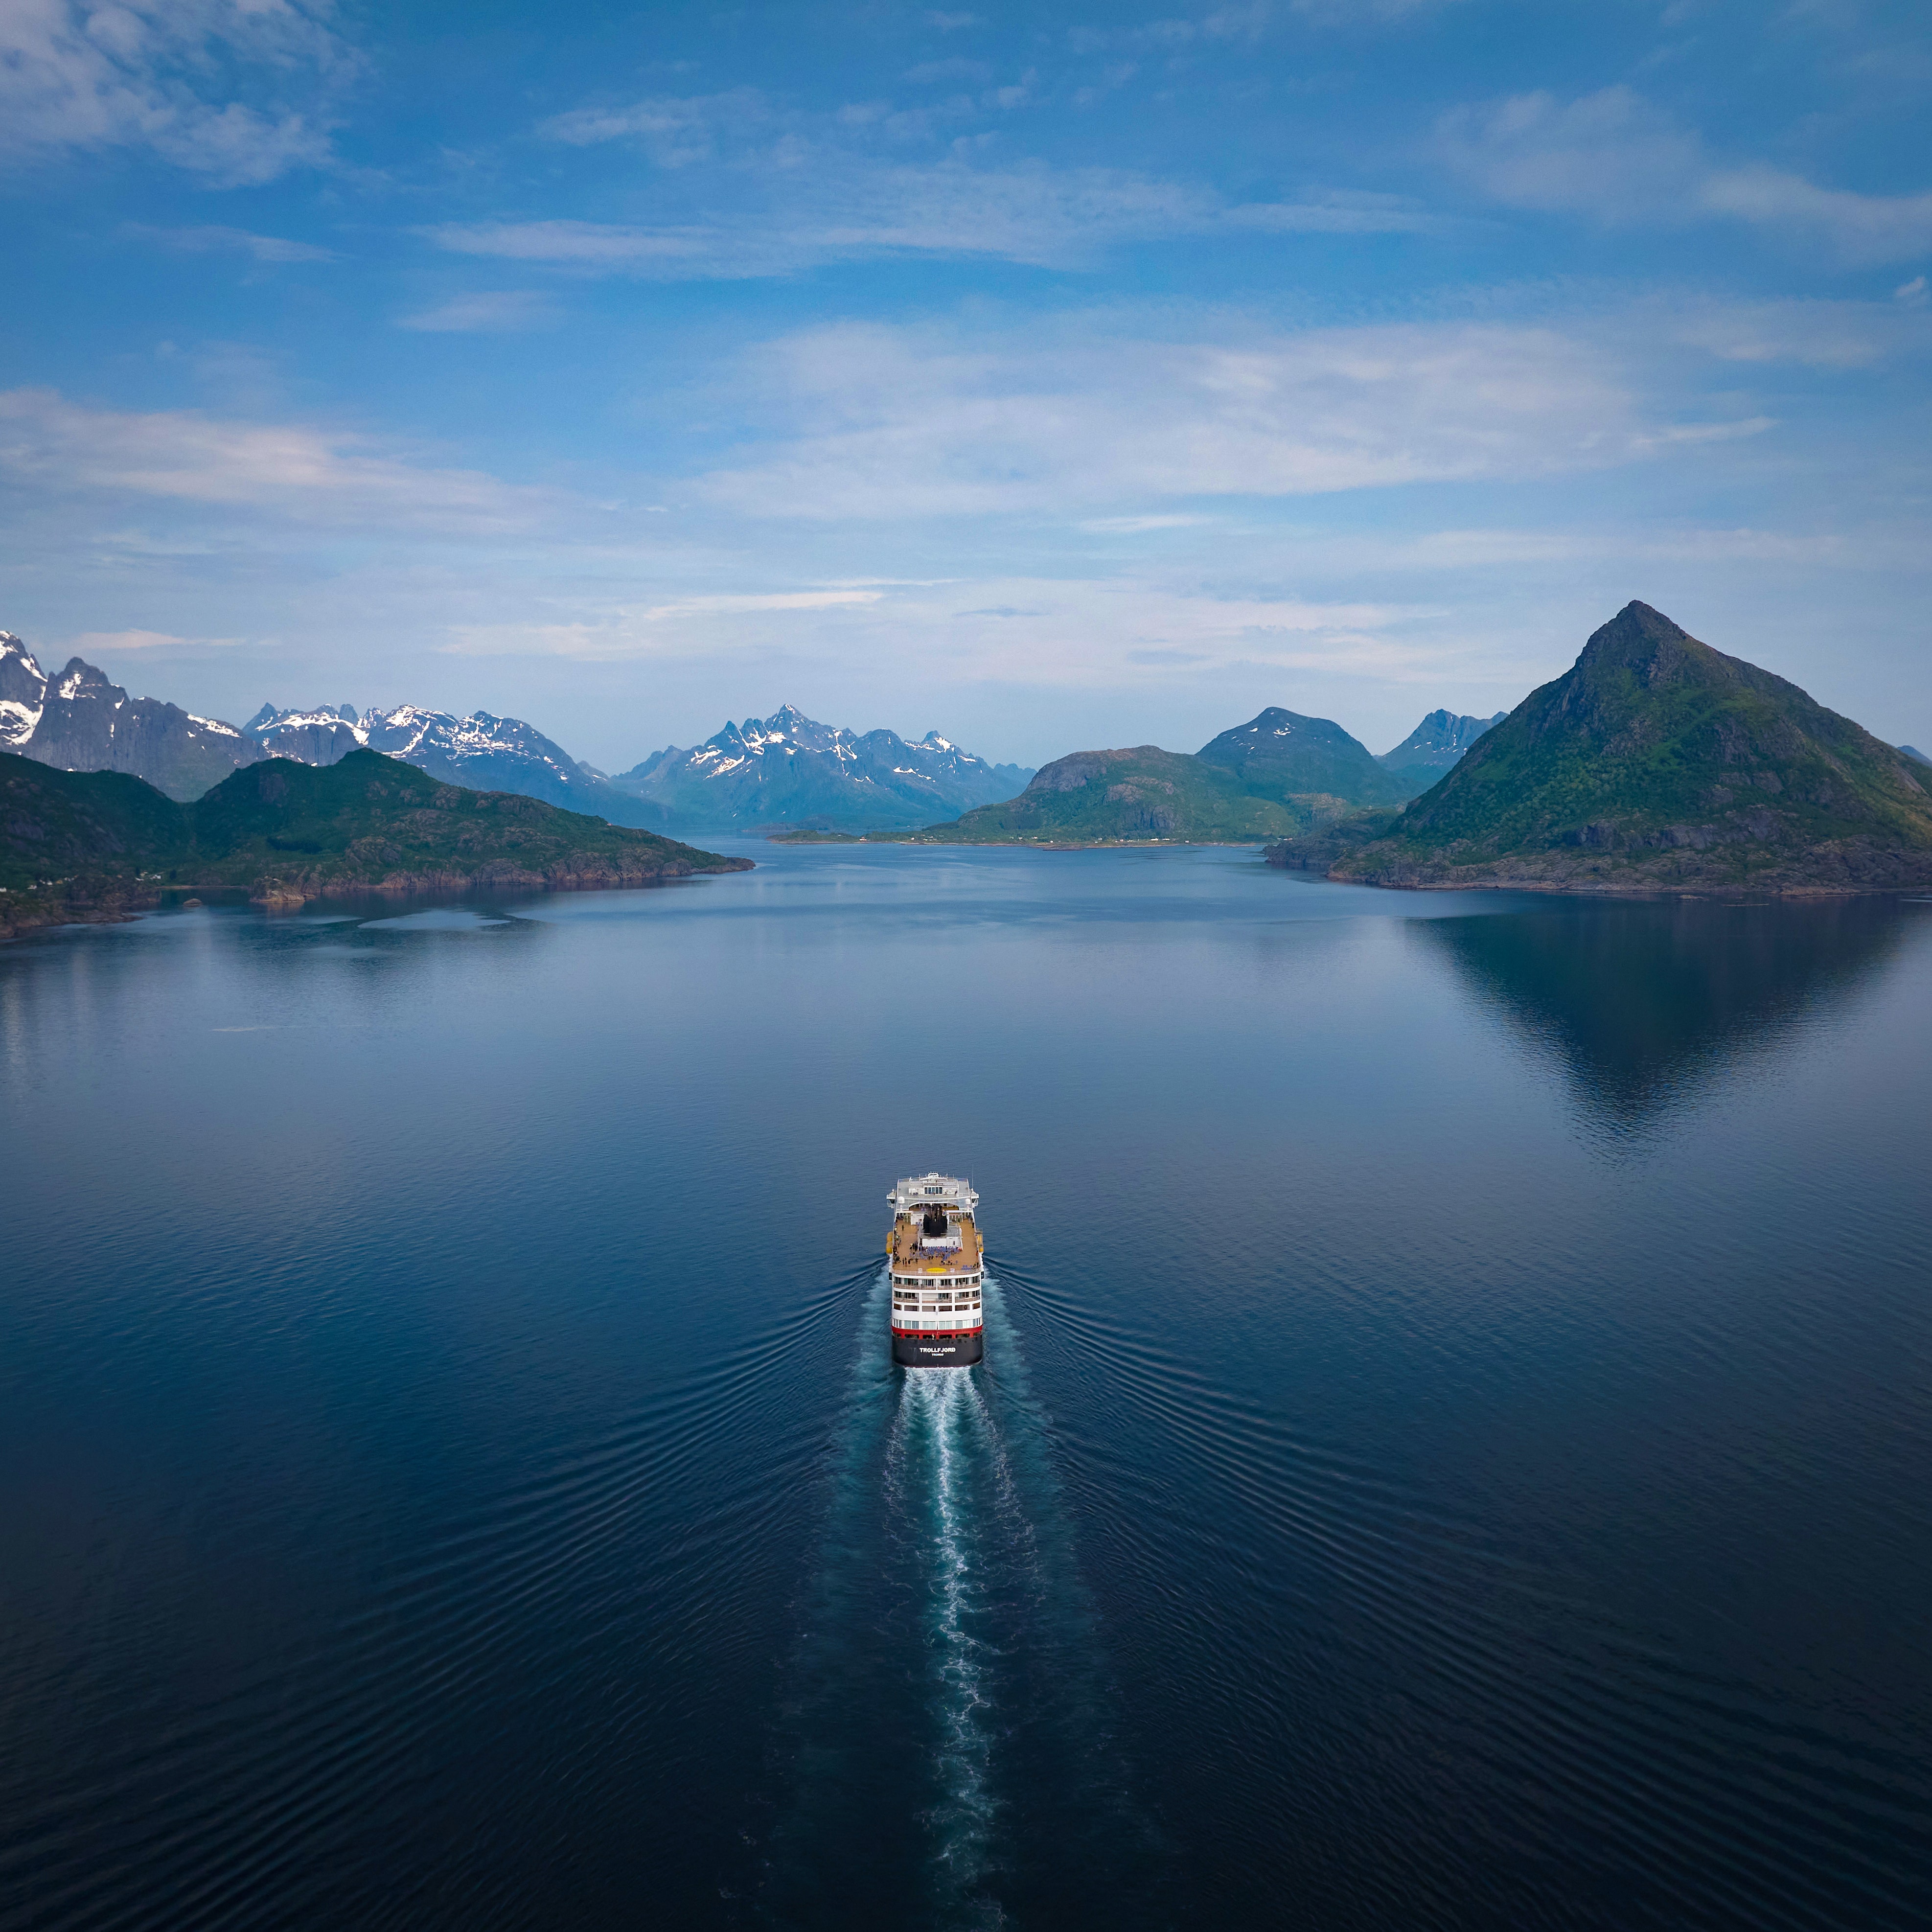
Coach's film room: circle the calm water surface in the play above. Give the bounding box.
[2,847,1929,1931]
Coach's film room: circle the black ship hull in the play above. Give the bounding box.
[892,1329,984,1368]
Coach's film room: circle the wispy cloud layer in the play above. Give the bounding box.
[425,169,1428,280]
[0,388,545,531]
[127,224,339,263]
[689,315,1734,519]
[1440,87,1932,264]
[6,3,1931,756]
[398,291,563,333]
[0,0,348,184]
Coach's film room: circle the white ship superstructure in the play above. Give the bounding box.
[887,1173,984,1368]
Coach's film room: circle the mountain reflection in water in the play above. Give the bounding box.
[1417,895,1914,1130]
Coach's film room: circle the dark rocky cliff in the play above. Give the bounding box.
[1,635,264,800]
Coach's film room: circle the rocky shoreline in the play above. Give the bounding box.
[244,850,749,911]
[1262,839,1932,896]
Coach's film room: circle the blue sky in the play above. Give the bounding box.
[2,0,1928,768]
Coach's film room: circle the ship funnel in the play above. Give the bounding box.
[921,1204,948,1239]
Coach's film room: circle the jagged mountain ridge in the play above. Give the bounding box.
[612,704,1035,828]
[242,701,672,828]
[1,634,1019,834]
[1378,710,1508,799]
[1319,601,1932,891]
[245,703,364,765]
[2,633,266,801]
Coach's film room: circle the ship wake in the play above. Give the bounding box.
[744,1271,1161,1930]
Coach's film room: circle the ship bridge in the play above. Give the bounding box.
[888,1173,979,1216]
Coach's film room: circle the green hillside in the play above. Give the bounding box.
[0,757,190,891]
[1319,603,1932,891]
[1197,708,1406,807]
[906,746,1319,844]
[909,703,1408,846]
[1,748,750,937]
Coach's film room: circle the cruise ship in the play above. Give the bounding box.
[887,1173,984,1367]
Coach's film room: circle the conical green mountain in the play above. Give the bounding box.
[906,745,1312,844]
[1196,708,1405,806]
[1325,602,1932,890]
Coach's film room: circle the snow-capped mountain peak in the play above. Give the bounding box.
[1,634,265,798]
[612,705,1033,829]
[238,697,672,830]
[0,632,48,748]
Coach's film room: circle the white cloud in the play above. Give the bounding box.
[0,387,548,532]
[690,316,1693,520]
[67,628,195,651]
[1671,297,1932,368]
[398,291,563,333]
[1439,86,1932,264]
[435,574,1428,687]
[1631,416,1776,451]
[0,0,347,184]
[1437,87,1703,220]
[424,219,746,276]
[1698,166,1932,264]
[126,224,339,263]
[536,89,766,165]
[1898,275,1930,308]
[428,163,1428,279]
[444,590,885,660]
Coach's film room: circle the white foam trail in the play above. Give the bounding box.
[905,1368,1004,1925]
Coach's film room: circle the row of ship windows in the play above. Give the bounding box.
[894,1293,981,1306]
[892,1275,981,1288]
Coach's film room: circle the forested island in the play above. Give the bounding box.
[0,749,750,940]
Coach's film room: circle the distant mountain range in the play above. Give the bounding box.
[1288,602,1932,891]
[4,633,1028,834]
[914,703,1456,844]
[15,617,1919,884]
[2,633,265,801]
[609,705,1035,828]
[244,701,671,828]
[0,747,748,938]
[1377,710,1508,797]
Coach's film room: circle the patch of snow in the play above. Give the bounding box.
[186,713,241,737]
[0,697,44,743]
[0,634,43,679]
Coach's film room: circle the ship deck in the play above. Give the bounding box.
[890,1218,983,1274]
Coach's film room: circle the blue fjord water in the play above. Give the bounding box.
[1,846,1929,1931]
